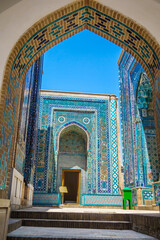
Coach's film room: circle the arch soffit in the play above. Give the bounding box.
[56,122,91,151]
[1,0,160,126]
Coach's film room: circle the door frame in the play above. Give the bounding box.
[62,169,81,204]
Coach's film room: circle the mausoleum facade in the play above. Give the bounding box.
[33,90,123,206]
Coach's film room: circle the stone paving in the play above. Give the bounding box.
[8,207,160,240]
[17,206,160,216]
[7,226,158,239]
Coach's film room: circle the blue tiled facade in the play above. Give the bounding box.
[118,51,159,205]
[15,56,43,185]
[33,92,122,206]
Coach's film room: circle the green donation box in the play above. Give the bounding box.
[122,187,133,210]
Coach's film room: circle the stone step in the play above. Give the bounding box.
[8,219,22,233]
[22,218,132,230]
[11,211,129,221]
[7,226,157,240]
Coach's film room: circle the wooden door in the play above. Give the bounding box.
[62,169,81,204]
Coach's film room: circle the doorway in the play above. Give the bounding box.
[62,169,81,204]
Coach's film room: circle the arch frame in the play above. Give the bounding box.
[0,0,160,192]
[56,121,91,152]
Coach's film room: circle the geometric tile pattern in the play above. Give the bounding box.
[132,189,138,206]
[33,193,60,205]
[153,181,160,205]
[83,194,122,206]
[0,0,160,193]
[13,57,43,185]
[137,74,159,185]
[142,189,153,205]
[15,145,25,175]
[110,99,119,194]
[14,64,36,176]
[24,57,43,185]
[118,52,139,187]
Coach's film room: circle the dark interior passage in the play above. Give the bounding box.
[64,171,79,203]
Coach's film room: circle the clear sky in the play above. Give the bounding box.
[41,30,123,163]
[41,29,122,97]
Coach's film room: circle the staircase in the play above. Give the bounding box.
[9,210,132,230]
[7,208,158,240]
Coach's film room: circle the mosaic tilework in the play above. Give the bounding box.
[15,62,35,175]
[110,99,119,194]
[155,74,160,144]
[15,145,25,175]
[35,103,97,194]
[83,194,122,206]
[132,189,137,206]
[118,51,159,204]
[153,182,160,205]
[137,73,159,185]
[1,0,160,192]
[142,189,153,205]
[33,193,60,205]
[9,56,43,184]
[33,92,121,205]
[24,56,43,185]
[118,52,138,187]
[59,131,86,153]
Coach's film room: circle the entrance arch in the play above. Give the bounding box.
[56,123,89,203]
[0,0,160,193]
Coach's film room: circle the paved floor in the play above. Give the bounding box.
[10,207,159,239]
[7,226,158,239]
[17,206,160,216]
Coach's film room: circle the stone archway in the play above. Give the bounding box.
[0,0,160,194]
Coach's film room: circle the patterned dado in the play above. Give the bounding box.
[153,181,160,205]
[0,0,160,196]
[33,91,122,205]
[33,193,60,205]
[142,189,153,205]
[83,194,122,206]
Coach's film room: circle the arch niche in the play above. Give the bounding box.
[0,0,160,192]
[56,123,90,202]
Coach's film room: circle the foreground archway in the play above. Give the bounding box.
[0,0,160,194]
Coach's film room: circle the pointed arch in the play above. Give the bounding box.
[56,121,91,151]
[0,0,160,191]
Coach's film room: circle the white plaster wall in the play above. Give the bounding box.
[0,0,160,91]
[27,184,34,207]
[10,168,23,207]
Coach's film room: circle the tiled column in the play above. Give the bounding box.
[53,150,58,192]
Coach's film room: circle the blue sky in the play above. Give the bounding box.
[42,29,122,97]
[41,30,123,163]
